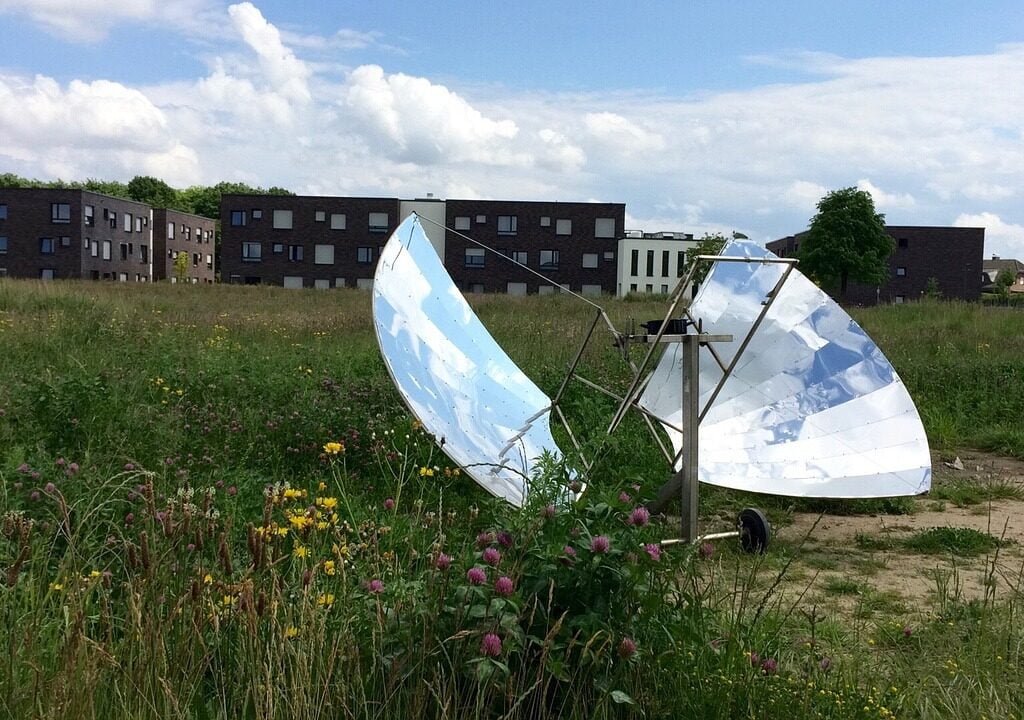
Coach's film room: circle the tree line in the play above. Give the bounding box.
[0,173,293,219]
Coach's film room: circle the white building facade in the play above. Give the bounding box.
[616,231,701,296]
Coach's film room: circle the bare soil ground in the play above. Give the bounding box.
[765,450,1024,619]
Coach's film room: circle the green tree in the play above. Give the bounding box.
[996,267,1016,297]
[128,175,179,209]
[174,251,189,283]
[799,187,893,300]
[684,232,728,285]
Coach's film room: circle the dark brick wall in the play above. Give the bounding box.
[767,226,985,304]
[153,209,216,283]
[443,199,625,294]
[0,189,151,281]
[78,191,153,282]
[219,195,401,286]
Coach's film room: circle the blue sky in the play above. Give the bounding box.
[1,1,1023,258]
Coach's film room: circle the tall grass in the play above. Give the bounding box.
[2,281,1024,718]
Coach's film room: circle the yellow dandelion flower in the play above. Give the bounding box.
[294,545,309,558]
[316,521,329,531]
[203,573,213,585]
[317,496,338,510]
[283,488,303,500]
[285,626,299,639]
[221,595,236,607]
[323,441,344,455]
[288,514,313,531]
[276,526,289,537]
[318,481,327,491]
[317,593,335,607]
[89,569,102,578]
[49,582,64,591]
[324,560,336,576]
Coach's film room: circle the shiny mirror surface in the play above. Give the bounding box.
[638,240,931,498]
[372,215,568,507]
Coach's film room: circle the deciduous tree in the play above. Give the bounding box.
[799,187,893,300]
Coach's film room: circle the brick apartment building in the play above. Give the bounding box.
[443,199,625,295]
[219,194,626,295]
[0,188,153,281]
[219,194,401,288]
[767,225,985,304]
[153,208,216,283]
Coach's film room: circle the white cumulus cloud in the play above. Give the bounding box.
[955,212,1024,260]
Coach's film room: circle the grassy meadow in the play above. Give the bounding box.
[2,279,1024,719]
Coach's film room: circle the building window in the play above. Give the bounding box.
[594,218,616,238]
[192,253,199,267]
[330,213,346,230]
[140,245,148,263]
[314,278,330,290]
[357,247,374,263]
[315,210,326,222]
[368,212,389,232]
[538,285,556,295]
[0,237,6,253]
[475,215,487,224]
[91,241,98,258]
[894,295,905,304]
[102,241,111,260]
[184,227,191,241]
[135,217,143,233]
[0,268,8,277]
[507,282,527,295]
[582,252,599,269]
[252,209,263,220]
[40,237,55,254]
[242,242,262,262]
[511,250,528,265]
[661,284,669,294]
[124,213,132,232]
[167,222,175,239]
[40,268,55,280]
[497,215,518,235]
[288,244,304,262]
[51,203,71,223]
[604,251,615,261]
[465,248,485,267]
[206,254,213,269]
[272,243,284,254]
[646,250,654,276]
[283,276,303,289]
[230,210,246,227]
[555,219,572,236]
[119,243,128,261]
[581,284,602,296]
[454,216,471,230]
[539,250,559,270]
[630,249,639,276]
[662,250,670,277]
[629,283,637,292]
[898,237,908,248]
[896,266,907,277]
[468,283,485,294]
[272,210,293,229]
[645,283,653,293]
[540,216,551,227]
[677,251,686,277]
[356,278,374,290]
[314,244,335,265]
[83,205,93,226]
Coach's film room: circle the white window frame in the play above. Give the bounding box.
[273,210,293,229]
[314,244,335,265]
[330,213,346,230]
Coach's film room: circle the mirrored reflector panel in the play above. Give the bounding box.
[639,240,931,498]
[372,214,568,506]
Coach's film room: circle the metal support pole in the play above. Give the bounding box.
[645,334,700,543]
[679,334,699,543]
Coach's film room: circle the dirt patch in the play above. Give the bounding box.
[775,450,1024,617]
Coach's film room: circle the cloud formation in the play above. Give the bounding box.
[0,3,1022,258]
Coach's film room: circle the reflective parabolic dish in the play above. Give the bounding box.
[638,240,931,498]
[372,214,568,507]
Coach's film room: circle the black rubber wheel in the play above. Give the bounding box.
[738,507,771,554]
